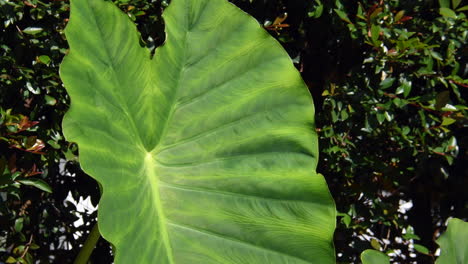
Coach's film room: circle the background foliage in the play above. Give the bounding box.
[0,0,466,263]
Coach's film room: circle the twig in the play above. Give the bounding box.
[18,234,33,263]
[449,80,468,88]
[382,92,439,114]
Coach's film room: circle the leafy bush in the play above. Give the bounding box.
[362,218,468,264]
[0,1,106,262]
[314,1,467,262]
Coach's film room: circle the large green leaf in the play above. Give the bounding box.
[60,0,336,263]
[436,218,468,264]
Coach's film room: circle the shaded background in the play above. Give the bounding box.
[0,0,467,263]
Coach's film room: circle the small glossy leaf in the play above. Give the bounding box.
[441,117,456,126]
[376,112,386,124]
[11,171,22,180]
[438,0,450,8]
[29,243,40,250]
[371,238,381,250]
[361,249,390,264]
[338,212,351,227]
[26,82,40,95]
[14,218,23,232]
[439,8,457,18]
[38,55,51,65]
[5,257,16,264]
[414,244,430,255]
[18,179,52,193]
[47,139,61,149]
[371,25,381,46]
[395,10,405,22]
[452,0,461,8]
[380,78,395,89]
[384,111,393,122]
[334,9,352,24]
[308,0,324,18]
[60,0,336,263]
[370,8,383,19]
[22,27,43,35]
[342,214,351,227]
[396,79,412,98]
[44,95,57,106]
[395,86,405,95]
[431,51,444,61]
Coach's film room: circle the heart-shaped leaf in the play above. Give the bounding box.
[60,0,336,263]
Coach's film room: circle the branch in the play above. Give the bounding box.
[18,234,33,263]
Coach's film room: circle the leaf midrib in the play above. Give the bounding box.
[144,2,193,263]
[145,153,175,263]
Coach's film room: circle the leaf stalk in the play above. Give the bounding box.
[73,223,100,264]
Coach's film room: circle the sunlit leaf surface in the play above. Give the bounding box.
[60,0,336,262]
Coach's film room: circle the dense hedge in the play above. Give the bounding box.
[1,0,466,263]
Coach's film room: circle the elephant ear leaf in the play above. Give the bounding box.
[60,0,336,263]
[436,218,468,264]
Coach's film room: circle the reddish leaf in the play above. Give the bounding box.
[398,16,413,23]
